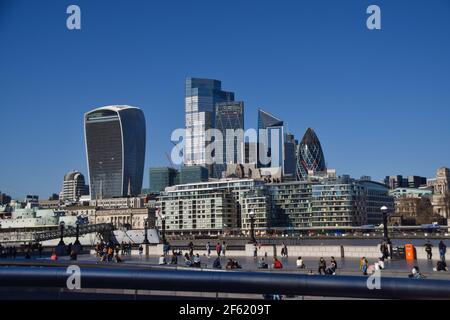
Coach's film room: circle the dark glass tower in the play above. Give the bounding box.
[214,101,244,178]
[184,78,235,176]
[84,105,146,199]
[257,109,284,170]
[296,128,326,181]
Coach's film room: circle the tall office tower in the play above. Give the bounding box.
[257,109,285,172]
[283,133,298,178]
[60,171,88,202]
[149,167,179,193]
[296,128,326,181]
[84,105,146,199]
[184,78,235,176]
[214,101,244,178]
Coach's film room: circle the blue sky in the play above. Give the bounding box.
[0,0,449,199]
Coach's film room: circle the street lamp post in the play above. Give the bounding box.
[161,214,166,244]
[74,223,81,246]
[143,218,150,245]
[249,210,256,244]
[58,221,65,246]
[381,205,393,258]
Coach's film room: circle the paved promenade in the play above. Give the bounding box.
[46,253,450,280]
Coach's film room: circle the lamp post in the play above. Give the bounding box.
[249,210,256,244]
[74,223,81,246]
[380,205,393,258]
[161,214,166,244]
[143,218,150,245]
[58,221,65,246]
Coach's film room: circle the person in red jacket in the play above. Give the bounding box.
[216,243,222,257]
[50,250,58,261]
[273,257,283,269]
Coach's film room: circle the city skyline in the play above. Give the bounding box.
[1,0,450,198]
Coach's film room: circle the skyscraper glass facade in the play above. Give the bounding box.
[85,105,146,199]
[296,128,326,181]
[214,101,244,178]
[257,109,285,172]
[149,167,179,193]
[184,78,234,176]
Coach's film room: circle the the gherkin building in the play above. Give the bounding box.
[296,128,326,181]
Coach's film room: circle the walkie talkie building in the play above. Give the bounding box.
[296,128,326,181]
[84,105,146,199]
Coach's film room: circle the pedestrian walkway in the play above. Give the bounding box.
[52,253,450,280]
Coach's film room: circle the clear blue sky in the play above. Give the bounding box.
[1,0,449,199]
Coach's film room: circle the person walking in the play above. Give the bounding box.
[360,257,369,276]
[188,241,194,257]
[222,241,227,256]
[380,242,389,260]
[439,241,447,261]
[206,241,211,257]
[216,242,222,257]
[282,242,288,258]
[318,257,326,275]
[138,244,143,259]
[38,243,43,258]
[425,241,433,260]
[253,243,258,259]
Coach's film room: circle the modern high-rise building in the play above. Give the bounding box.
[257,109,285,172]
[0,191,11,206]
[384,175,427,189]
[184,78,235,176]
[296,128,326,181]
[214,101,244,178]
[283,133,298,178]
[84,105,146,199]
[310,176,392,227]
[149,167,179,193]
[179,166,209,185]
[59,171,88,202]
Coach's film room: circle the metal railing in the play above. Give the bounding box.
[0,266,449,299]
[33,223,114,242]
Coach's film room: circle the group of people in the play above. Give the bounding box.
[424,240,447,261]
[205,241,227,257]
[158,248,240,270]
[0,243,45,260]
[426,240,448,272]
[0,244,18,259]
[317,257,338,275]
[95,241,124,263]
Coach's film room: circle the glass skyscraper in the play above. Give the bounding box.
[184,78,234,176]
[214,101,244,178]
[149,167,179,193]
[84,105,146,199]
[257,109,285,171]
[296,128,326,181]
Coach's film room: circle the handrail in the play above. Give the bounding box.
[0,266,449,299]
